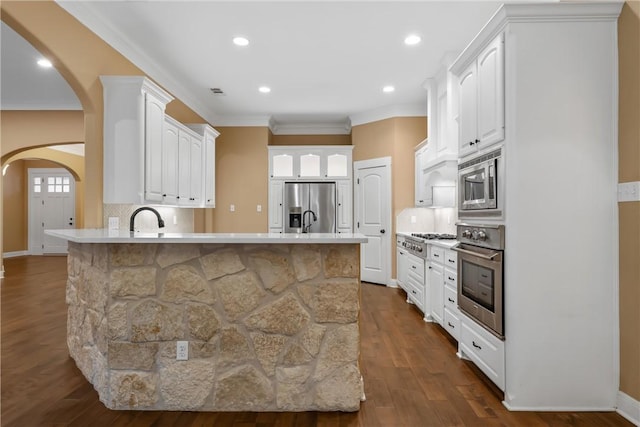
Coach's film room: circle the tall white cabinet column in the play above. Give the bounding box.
[451,2,621,410]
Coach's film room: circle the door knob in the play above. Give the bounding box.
[380,229,386,234]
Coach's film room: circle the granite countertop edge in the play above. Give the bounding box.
[45,229,368,244]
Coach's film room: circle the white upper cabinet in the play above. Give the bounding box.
[186,124,219,208]
[299,152,322,178]
[268,146,353,180]
[326,152,350,179]
[456,33,505,158]
[162,118,180,205]
[101,76,219,208]
[271,153,295,178]
[101,76,174,205]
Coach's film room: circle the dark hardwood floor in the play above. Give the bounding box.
[1,256,634,427]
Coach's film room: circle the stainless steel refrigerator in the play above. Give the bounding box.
[284,182,336,233]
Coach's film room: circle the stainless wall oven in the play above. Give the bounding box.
[458,148,502,218]
[453,223,505,339]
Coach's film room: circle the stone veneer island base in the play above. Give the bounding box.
[60,235,365,412]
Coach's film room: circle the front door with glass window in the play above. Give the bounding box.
[28,168,75,255]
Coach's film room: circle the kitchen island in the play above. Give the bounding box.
[45,229,367,412]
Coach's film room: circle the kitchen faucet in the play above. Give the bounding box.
[129,207,165,232]
[302,210,317,233]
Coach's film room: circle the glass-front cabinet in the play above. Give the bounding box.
[268,146,352,180]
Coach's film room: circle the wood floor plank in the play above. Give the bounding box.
[1,256,634,427]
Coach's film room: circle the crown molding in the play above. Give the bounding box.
[450,1,623,75]
[269,118,352,135]
[349,103,426,127]
[211,115,272,128]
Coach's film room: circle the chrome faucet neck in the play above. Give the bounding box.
[129,207,165,232]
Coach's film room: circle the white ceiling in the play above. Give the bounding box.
[2,1,513,133]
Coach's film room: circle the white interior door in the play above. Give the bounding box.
[354,158,391,285]
[29,168,76,255]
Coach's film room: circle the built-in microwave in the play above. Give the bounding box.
[458,148,502,218]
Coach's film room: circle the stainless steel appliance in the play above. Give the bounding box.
[284,182,336,233]
[458,148,503,218]
[397,234,428,258]
[453,223,505,339]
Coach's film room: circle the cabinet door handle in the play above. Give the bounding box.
[475,139,480,144]
[448,276,454,281]
[472,341,482,350]
[448,298,455,303]
[428,266,432,269]
[448,259,455,263]
[448,322,455,328]
[433,253,440,258]
[469,141,475,146]
[411,266,416,269]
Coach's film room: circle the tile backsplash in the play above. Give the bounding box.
[396,207,457,235]
[103,204,194,233]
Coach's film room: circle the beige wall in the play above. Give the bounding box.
[3,161,26,253]
[352,117,427,279]
[270,134,352,146]
[618,0,640,402]
[195,127,270,233]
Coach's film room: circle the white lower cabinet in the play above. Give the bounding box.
[406,254,426,312]
[443,307,460,341]
[427,261,444,325]
[396,245,409,292]
[459,312,505,391]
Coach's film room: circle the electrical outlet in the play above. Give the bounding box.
[257,204,262,212]
[230,204,235,212]
[108,217,119,230]
[173,215,177,225]
[176,341,188,360]
[410,215,417,224]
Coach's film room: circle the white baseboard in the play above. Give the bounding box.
[3,251,29,258]
[387,279,399,288]
[617,391,640,426]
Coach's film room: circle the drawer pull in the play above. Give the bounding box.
[448,297,455,303]
[433,253,440,258]
[412,266,416,269]
[448,259,455,263]
[448,322,455,328]
[411,290,417,295]
[472,341,482,350]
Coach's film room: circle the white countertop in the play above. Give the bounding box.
[45,229,368,244]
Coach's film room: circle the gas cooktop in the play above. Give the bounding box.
[410,233,457,240]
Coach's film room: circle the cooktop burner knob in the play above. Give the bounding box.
[462,230,472,238]
[477,231,487,241]
[417,247,423,252]
[471,230,479,240]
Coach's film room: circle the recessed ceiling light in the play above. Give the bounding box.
[258,86,271,93]
[37,58,53,68]
[383,86,395,93]
[233,36,249,47]
[404,35,421,46]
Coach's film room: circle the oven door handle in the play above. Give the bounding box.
[452,246,501,260]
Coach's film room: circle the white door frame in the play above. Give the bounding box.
[354,157,392,286]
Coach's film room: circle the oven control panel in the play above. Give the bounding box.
[456,223,505,250]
